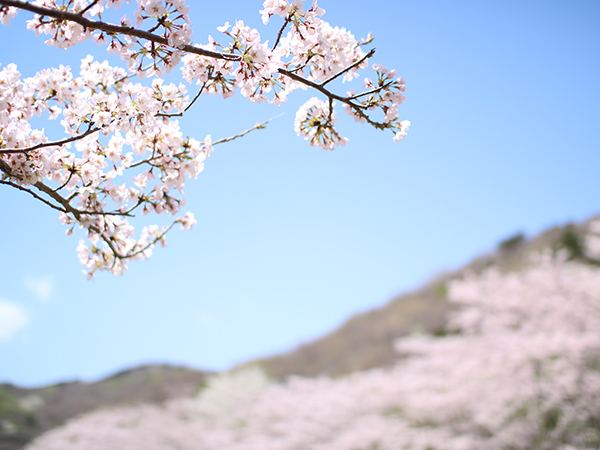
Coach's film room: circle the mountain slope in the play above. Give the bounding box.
[246,220,584,379]
[0,364,209,450]
[1,217,594,449]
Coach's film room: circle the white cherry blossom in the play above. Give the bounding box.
[1,0,409,276]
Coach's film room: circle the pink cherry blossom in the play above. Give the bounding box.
[1,0,408,276]
[24,223,600,449]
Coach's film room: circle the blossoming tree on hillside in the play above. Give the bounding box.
[25,221,600,450]
[0,0,410,277]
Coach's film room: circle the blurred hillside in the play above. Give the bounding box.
[0,365,209,450]
[247,220,586,379]
[1,217,594,450]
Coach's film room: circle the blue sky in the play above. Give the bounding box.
[1,0,599,387]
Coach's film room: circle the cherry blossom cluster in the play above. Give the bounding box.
[1,0,409,276]
[0,55,206,278]
[24,222,600,449]
[21,0,193,76]
[347,64,411,142]
[293,97,347,149]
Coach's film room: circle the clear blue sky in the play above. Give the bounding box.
[1,0,599,387]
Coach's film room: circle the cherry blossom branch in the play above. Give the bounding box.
[0,125,100,154]
[0,0,409,276]
[4,0,384,108]
[0,0,240,61]
[320,48,375,86]
[78,207,135,217]
[0,164,118,220]
[157,80,207,118]
[0,179,68,213]
[280,68,395,132]
[103,220,177,261]
[0,157,14,177]
[345,82,395,101]
[278,68,355,105]
[51,166,76,193]
[282,68,403,131]
[2,1,392,133]
[272,16,291,51]
[128,116,276,170]
[33,180,134,217]
[77,0,100,17]
[212,116,280,146]
[278,50,389,121]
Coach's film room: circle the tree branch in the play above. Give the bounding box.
[212,115,281,146]
[278,68,348,103]
[32,180,133,218]
[0,157,14,176]
[345,81,395,101]
[156,79,207,118]
[117,221,176,260]
[89,219,176,261]
[0,179,67,213]
[0,0,240,61]
[127,116,277,171]
[0,125,100,154]
[33,181,82,219]
[77,0,100,17]
[320,48,375,86]
[277,49,382,112]
[272,15,291,51]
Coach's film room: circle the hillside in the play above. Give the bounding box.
[0,365,209,450]
[1,217,593,450]
[247,220,579,379]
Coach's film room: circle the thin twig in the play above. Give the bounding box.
[345,81,395,101]
[52,167,76,193]
[0,125,100,154]
[272,16,291,50]
[0,179,67,212]
[212,115,281,146]
[91,219,177,261]
[79,209,134,217]
[183,81,207,113]
[327,97,334,123]
[78,0,100,17]
[279,64,394,123]
[129,115,279,169]
[320,48,375,86]
[157,80,207,118]
[118,221,176,259]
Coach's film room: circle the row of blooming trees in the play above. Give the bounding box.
[25,221,600,450]
[0,0,410,277]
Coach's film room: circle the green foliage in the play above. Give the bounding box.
[558,225,585,260]
[556,224,600,266]
[0,387,37,432]
[542,407,560,431]
[434,282,448,298]
[508,404,529,421]
[0,387,20,417]
[498,232,526,252]
[383,406,403,417]
[431,327,460,337]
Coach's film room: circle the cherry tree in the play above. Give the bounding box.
[24,221,600,449]
[0,0,410,278]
